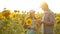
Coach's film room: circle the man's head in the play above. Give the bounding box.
[40,2,49,11]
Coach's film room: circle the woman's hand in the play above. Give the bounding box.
[32,25,38,30]
[36,19,42,25]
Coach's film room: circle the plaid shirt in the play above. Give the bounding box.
[42,10,55,34]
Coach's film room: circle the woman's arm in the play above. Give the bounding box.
[32,19,42,30]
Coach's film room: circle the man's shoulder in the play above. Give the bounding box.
[49,10,54,15]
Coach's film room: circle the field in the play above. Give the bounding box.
[0,9,60,34]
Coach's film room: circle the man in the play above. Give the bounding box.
[40,2,55,34]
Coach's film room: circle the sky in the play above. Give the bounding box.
[0,0,60,13]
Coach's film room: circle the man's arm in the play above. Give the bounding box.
[42,21,54,26]
[42,12,55,26]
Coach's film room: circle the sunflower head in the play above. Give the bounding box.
[9,13,14,18]
[2,26,7,30]
[25,18,32,25]
[2,10,11,18]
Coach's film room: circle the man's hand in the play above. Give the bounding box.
[41,21,54,26]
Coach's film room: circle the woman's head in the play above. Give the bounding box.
[29,9,35,18]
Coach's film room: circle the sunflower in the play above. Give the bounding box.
[35,22,41,29]
[2,10,11,18]
[9,13,14,18]
[2,26,7,30]
[25,18,32,25]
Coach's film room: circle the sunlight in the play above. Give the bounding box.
[0,0,60,13]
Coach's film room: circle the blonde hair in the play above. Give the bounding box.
[40,2,49,10]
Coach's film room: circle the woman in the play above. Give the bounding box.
[40,2,55,34]
[26,10,41,34]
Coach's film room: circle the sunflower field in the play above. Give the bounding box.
[0,8,60,34]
